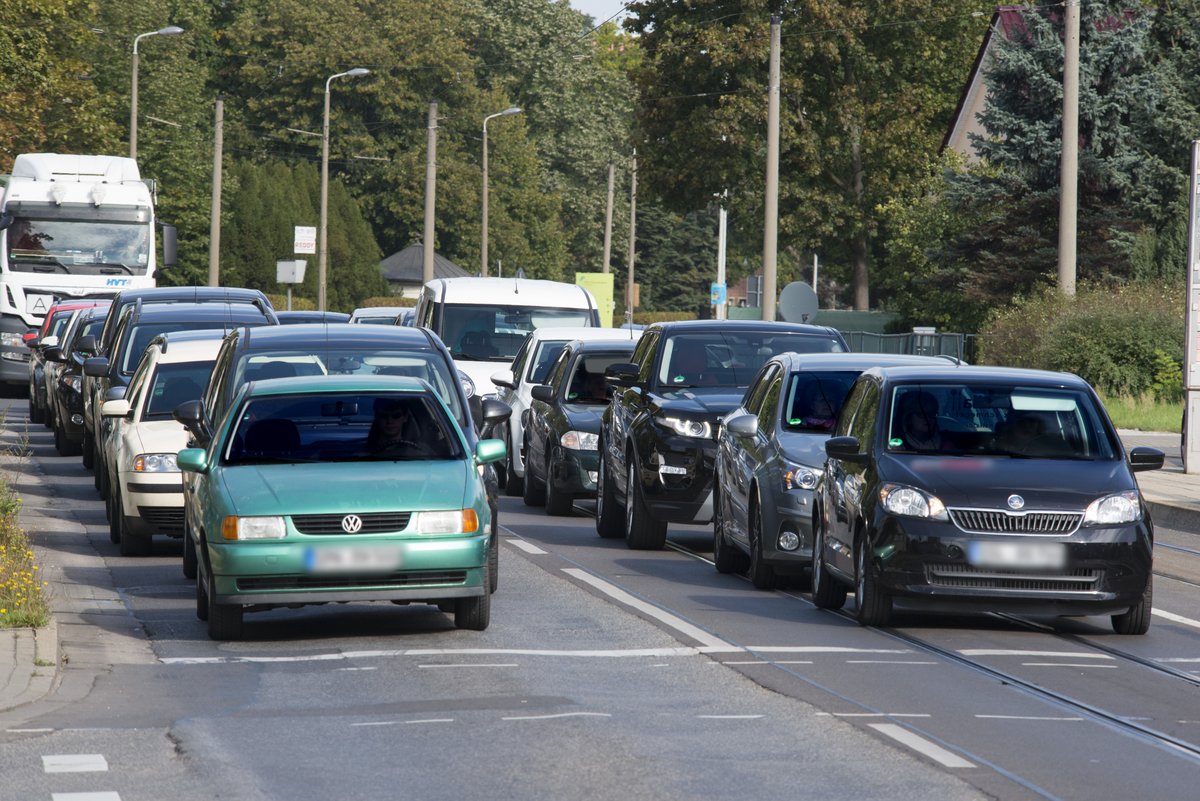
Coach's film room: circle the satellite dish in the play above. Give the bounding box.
[778,281,819,323]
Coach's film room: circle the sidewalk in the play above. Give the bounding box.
[1,431,1197,720]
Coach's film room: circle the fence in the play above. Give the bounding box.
[844,331,985,363]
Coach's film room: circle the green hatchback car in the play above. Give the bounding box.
[178,374,505,640]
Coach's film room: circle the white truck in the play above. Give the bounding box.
[0,153,174,383]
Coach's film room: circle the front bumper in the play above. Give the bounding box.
[0,317,32,384]
[548,446,600,498]
[637,434,717,524]
[758,487,816,574]
[210,533,490,606]
[866,513,1152,616]
[122,472,185,537]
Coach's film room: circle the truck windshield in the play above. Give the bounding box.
[442,303,593,362]
[5,214,151,276]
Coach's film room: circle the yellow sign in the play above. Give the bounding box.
[575,272,615,328]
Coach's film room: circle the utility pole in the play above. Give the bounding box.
[716,197,728,320]
[626,149,637,323]
[423,102,438,285]
[207,95,224,287]
[761,14,781,322]
[602,162,615,273]
[1058,0,1080,297]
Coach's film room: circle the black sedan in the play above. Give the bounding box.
[522,338,637,515]
[46,306,109,456]
[814,364,1164,633]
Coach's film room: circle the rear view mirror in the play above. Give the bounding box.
[530,385,554,403]
[605,362,640,388]
[725,413,757,437]
[825,435,867,465]
[480,397,511,427]
[173,399,212,445]
[83,356,109,377]
[161,223,177,268]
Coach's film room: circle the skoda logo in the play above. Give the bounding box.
[1007,495,1025,510]
[341,514,363,534]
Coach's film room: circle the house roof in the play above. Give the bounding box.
[941,6,1028,157]
[379,243,469,283]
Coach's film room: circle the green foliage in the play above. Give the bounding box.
[264,293,314,311]
[612,205,718,315]
[979,282,1183,398]
[359,296,416,308]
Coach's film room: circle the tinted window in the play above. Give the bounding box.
[566,350,630,404]
[143,362,212,419]
[757,374,783,430]
[530,340,570,384]
[657,331,845,389]
[121,320,264,374]
[783,371,862,432]
[441,303,593,361]
[848,381,880,446]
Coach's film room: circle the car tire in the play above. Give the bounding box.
[712,482,744,574]
[454,563,491,631]
[195,565,209,621]
[207,571,243,641]
[29,389,43,424]
[82,430,95,470]
[107,492,120,543]
[810,510,847,610]
[595,449,624,539]
[522,439,546,507]
[116,492,152,557]
[625,458,667,550]
[97,457,109,499]
[543,452,572,516]
[488,528,498,594]
[53,423,66,456]
[1112,575,1152,635]
[182,523,198,580]
[854,532,891,626]
[747,502,782,590]
[503,429,523,496]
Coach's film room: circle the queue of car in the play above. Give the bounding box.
[23,285,1168,639]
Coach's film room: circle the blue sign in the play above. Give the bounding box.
[710,282,727,306]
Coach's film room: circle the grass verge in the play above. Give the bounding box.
[1100,395,1182,434]
[0,468,49,629]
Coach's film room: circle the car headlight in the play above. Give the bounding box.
[783,463,819,491]
[561,430,599,450]
[0,332,23,348]
[414,509,479,535]
[62,374,82,393]
[458,370,476,399]
[1083,491,1141,525]
[661,415,712,439]
[133,453,179,472]
[880,482,948,520]
[222,516,286,540]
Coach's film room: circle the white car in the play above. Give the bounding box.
[100,330,225,557]
[490,326,640,495]
[349,306,410,325]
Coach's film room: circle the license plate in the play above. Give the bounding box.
[27,294,54,316]
[967,541,1066,570]
[305,544,401,574]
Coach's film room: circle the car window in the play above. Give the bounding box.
[143,361,212,419]
[566,351,629,404]
[544,346,572,390]
[756,373,784,431]
[847,380,880,446]
[510,336,532,386]
[783,371,861,433]
[223,393,463,464]
[121,320,262,374]
[634,330,659,384]
[529,340,570,384]
[656,331,845,389]
[742,364,778,416]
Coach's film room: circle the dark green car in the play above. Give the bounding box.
[178,374,505,640]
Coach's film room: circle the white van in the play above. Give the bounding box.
[412,276,601,402]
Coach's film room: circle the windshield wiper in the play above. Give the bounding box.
[11,256,69,272]
[86,262,136,275]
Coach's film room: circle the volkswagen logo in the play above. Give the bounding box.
[341,514,363,534]
[1007,494,1025,510]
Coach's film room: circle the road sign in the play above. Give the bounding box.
[294,226,317,255]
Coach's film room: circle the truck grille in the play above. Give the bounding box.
[949,508,1081,536]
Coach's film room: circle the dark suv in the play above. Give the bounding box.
[815,364,1164,633]
[596,320,848,549]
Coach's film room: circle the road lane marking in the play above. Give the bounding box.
[1153,609,1200,629]
[976,715,1083,721]
[819,713,931,718]
[698,715,763,719]
[1022,663,1118,669]
[868,723,976,768]
[748,646,915,654]
[1157,658,1200,663]
[162,647,708,664]
[7,728,53,733]
[51,794,121,801]
[716,660,814,665]
[958,650,1112,659]
[43,754,108,773]
[507,540,547,555]
[501,712,611,721]
[846,660,938,665]
[561,568,737,651]
[418,663,518,669]
[336,667,377,672]
[351,719,454,727]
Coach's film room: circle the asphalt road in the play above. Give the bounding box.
[3,396,1200,801]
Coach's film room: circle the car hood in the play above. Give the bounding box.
[562,403,606,432]
[879,453,1136,511]
[133,419,189,454]
[220,460,471,516]
[654,389,744,418]
[776,430,832,468]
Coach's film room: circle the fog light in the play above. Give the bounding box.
[71,414,84,425]
[778,529,800,552]
[587,470,598,483]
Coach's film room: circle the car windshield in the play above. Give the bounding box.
[143,361,212,419]
[657,332,847,389]
[442,303,593,362]
[121,319,267,374]
[223,392,463,464]
[782,371,861,432]
[565,351,631,404]
[233,348,467,431]
[885,383,1120,460]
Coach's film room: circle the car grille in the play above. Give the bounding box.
[290,512,413,535]
[949,508,1082,536]
[236,570,467,592]
[137,507,185,535]
[926,563,1102,593]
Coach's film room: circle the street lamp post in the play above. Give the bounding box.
[481,106,522,277]
[130,25,184,160]
[318,67,370,311]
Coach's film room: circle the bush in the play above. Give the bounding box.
[265,293,316,311]
[0,481,49,629]
[358,296,416,308]
[978,281,1183,398]
[611,310,697,327]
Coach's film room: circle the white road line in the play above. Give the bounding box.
[748,646,915,654]
[162,647,707,664]
[958,650,1113,659]
[351,719,454,727]
[561,568,737,651]
[846,660,938,665]
[818,713,931,718]
[336,667,377,672]
[51,794,121,801]
[43,754,108,773]
[1022,662,1118,669]
[976,715,1083,721]
[7,728,53,733]
[507,539,547,555]
[1157,658,1200,663]
[501,712,612,721]
[868,723,976,768]
[698,715,763,719]
[418,663,518,669]
[716,660,814,665]
[1153,609,1200,629]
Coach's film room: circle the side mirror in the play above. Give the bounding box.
[605,361,640,388]
[43,346,63,363]
[530,384,555,404]
[41,335,58,349]
[177,447,209,474]
[725,412,757,437]
[1128,446,1165,473]
[0,212,12,230]
[480,397,512,427]
[76,334,97,355]
[474,438,506,465]
[83,356,109,377]
[825,435,868,465]
[101,399,131,418]
[173,399,211,445]
[490,369,516,390]
[160,223,177,268]
[103,385,126,402]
